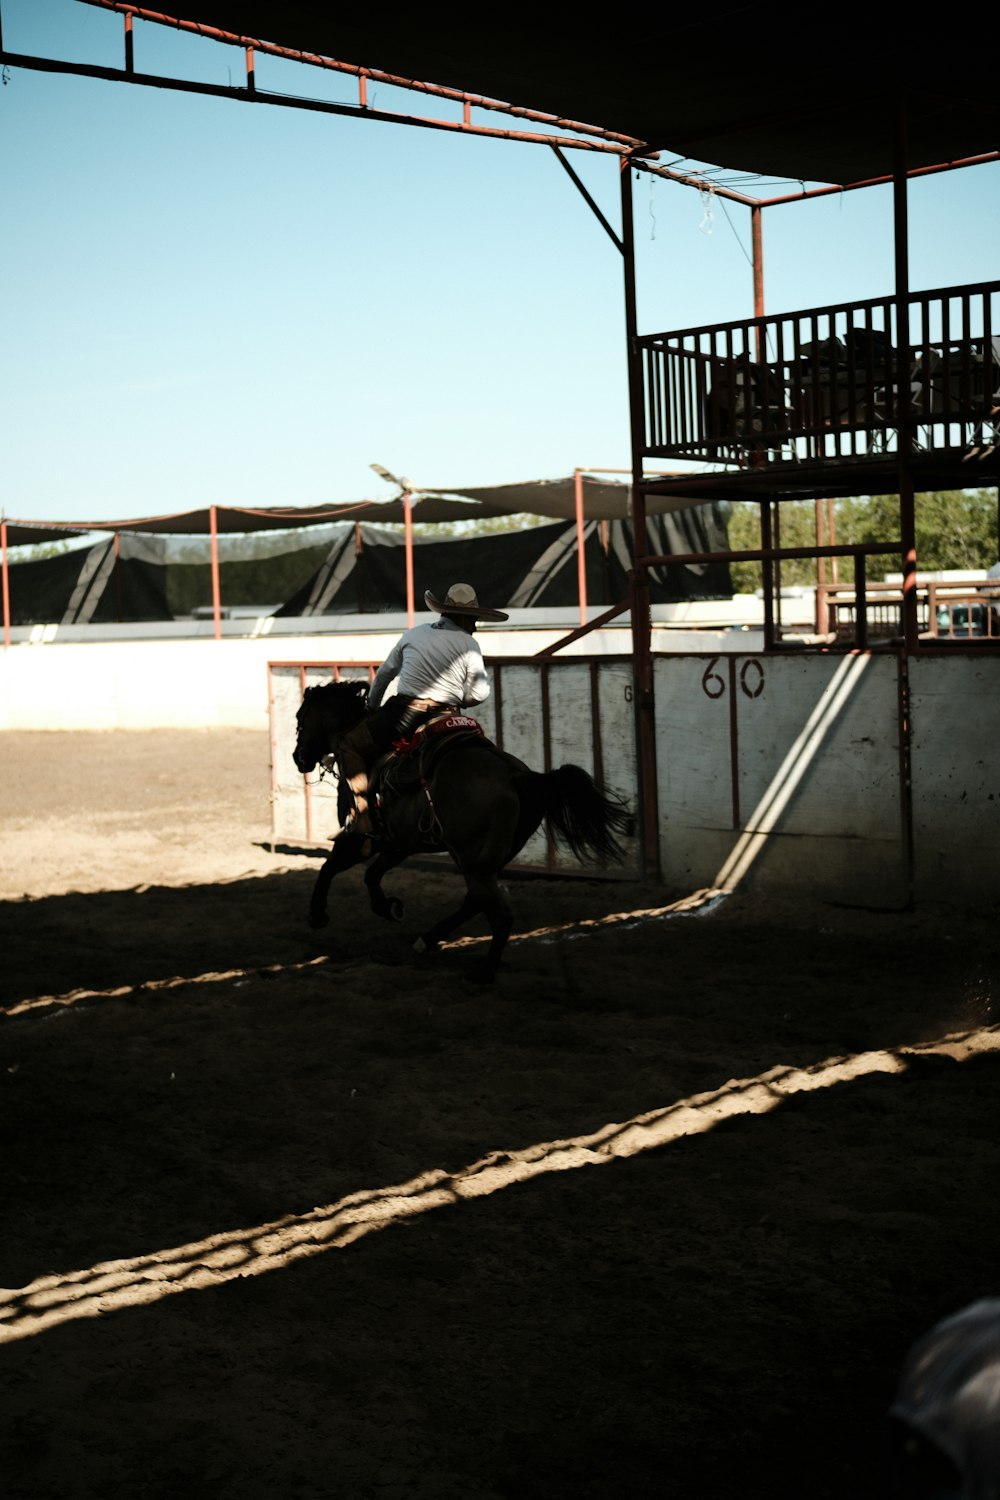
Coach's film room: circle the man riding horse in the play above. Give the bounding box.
[336,581,509,840]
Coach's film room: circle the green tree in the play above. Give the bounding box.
[412,513,550,538]
[10,539,75,562]
[726,488,998,593]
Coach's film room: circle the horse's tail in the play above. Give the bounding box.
[539,764,633,866]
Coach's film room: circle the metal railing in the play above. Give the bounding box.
[817,576,1000,643]
[638,280,1000,469]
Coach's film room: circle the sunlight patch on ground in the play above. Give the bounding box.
[3,1022,999,1346]
[2,890,728,1016]
[446,886,730,950]
[2,956,334,1019]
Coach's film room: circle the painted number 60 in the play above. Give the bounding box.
[701,657,765,699]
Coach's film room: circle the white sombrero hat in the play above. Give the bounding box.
[424,582,509,622]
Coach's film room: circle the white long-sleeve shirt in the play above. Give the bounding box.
[368,617,491,712]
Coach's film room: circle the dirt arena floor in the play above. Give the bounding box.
[2,728,999,1499]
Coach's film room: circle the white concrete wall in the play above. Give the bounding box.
[654,651,908,906]
[0,619,760,732]
[909,655,1000,904]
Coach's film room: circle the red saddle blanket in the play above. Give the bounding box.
[391,714,483,756]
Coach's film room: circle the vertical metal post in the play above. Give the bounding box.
[209,504,222,641]
[620,155,659,877]
[815,499,829,634]
[113,529,123,622]
[1,518,10,650]
[853,549,869,650]
[354,521,364,612]
[893,88,919,655]
[245,44,255,92]
[773,497,783,639]
[761,500,776,650]
[124,11,134,73]
[829,499,839,583]
[403,489,415,626]
[751,204,765,349]
[750,203,767,470]
[574,467,587,627]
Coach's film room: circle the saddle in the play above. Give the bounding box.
[370,712,485,835]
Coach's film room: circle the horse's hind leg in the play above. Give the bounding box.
[472,876,514,982]
[414,891,483,957]
[415,876,512,984]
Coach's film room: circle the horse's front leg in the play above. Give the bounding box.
[309,833,364,929]
[364,848,408,922]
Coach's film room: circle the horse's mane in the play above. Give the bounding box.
[330,679,369,708]
[303,678,369,726]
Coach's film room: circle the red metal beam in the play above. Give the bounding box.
[620,158,659,878]
[893,99,920,657]
[403,490,415,628]
[82,2,653,153]
[209,503,222,640]
[1,520,10,650]
[0,49,641,156]
[574,468,587,627]
[753,151,1000,208]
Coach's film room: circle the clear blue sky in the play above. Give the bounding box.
[2,0,998,525]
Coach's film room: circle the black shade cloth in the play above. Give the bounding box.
[277,514,732,618]
[4,491,732,623]
[4,540,171,625]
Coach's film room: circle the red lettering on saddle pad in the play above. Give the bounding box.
[391,715,484,755]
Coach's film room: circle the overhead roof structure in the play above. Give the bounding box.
[0,477,713,539]
[77,4,999,187]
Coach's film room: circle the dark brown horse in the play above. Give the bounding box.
[292,680,632,981]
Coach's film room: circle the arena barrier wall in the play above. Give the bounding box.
[271,649,1000,913]
[653,651,908,907]
[652,648,1000,910]
[908,655,999,906]
[3,630,996,911]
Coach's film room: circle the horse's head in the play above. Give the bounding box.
[293,680,369,774]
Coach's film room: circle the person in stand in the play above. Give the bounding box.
[336,581,509,838]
